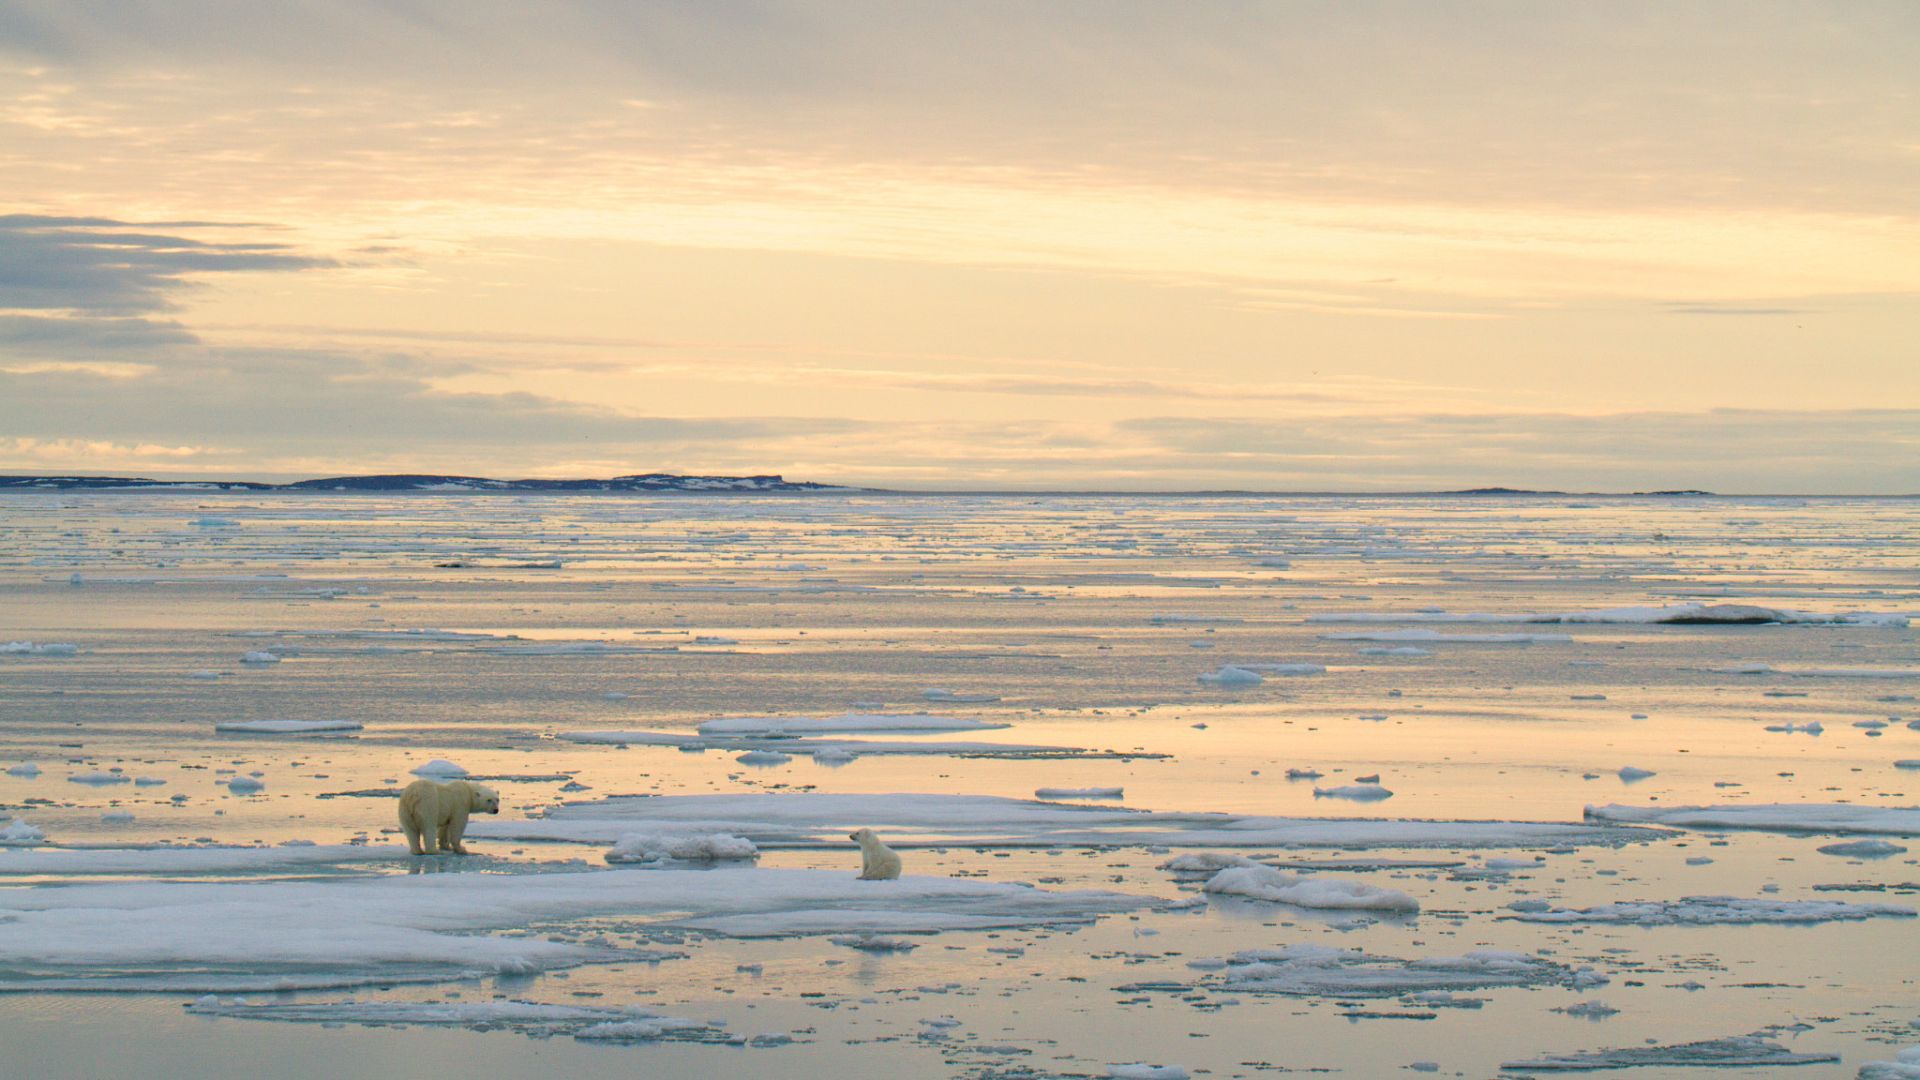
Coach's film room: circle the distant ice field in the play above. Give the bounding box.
[1,492,1917,1078]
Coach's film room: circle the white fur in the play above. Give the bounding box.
[397,779,499,855]
[849,827,902,880]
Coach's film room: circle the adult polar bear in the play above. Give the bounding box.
[397,778,499,855]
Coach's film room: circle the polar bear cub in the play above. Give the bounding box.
[849,827,902,880]
[397,778,499,855]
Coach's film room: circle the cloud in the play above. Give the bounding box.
[0,214,329,315]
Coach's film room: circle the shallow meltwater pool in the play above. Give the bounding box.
[1,492,1917,1078]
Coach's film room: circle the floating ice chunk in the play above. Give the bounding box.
[1108,1066,1188,1080]
[1713,662,1775,675]
[1501,1033,1838,1071]
[1359,646,1430,656]
[1284,768,1323,780]
[239,651,280,664]
[1507,895,1915,926]
[1586,803,1920,836]
[1321,630,1571,644]
[225,777,265,793]
[1203,866,1419,912]
[1617,766,1656,782]
[183,997,712,1038]
[6,763,41,778]
[1555,1000,1620,1018]
[829,934,918,952]
[1035,787,1124,800]
[697,714,1005,736]
[1198,665,1263,687]
[1237,663,1326,676]
[1158,852,1257,874]
[571,1017,727,1042]
[1765,720,1823,734]
[1792,668,1920,679]
[0,819,45,846]
[1313,784,1393,801]
[188,517,238,527]
[1150,614,1238,625]
[409,760,469,778]
[101,812,134,823]
[736,751,792,766]
[68,772,130,786]
[605,832,759,864]
[690,636,738,646]
[1858,1045,1920,1079]
[215,720,364,734]
[1215,945,1587,997]
[1816,839,1908,858]
[812,749,857,766]
[1,642,78,656]
[922,689,999,703]
[1897,760,1920,771]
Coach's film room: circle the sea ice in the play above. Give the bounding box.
[1507,895,1914,926]
[1313,784,1394,801]
[409,759,470,777]
[240,651,280,664]
[182,997,721,1041]
[1586,803,1920,836]
[1035,787,1125,800]
[696,713,1004,736]
[214,720,364,734]
[1858,1046,1920,1079]
[1320,630,1572,644]
[0,867,1149,991]
[1816,839,1908,857]
[1202,866,1419,912]
[605,832,759,863]
[471,792,1645,850]
[1,819,45,846]
[1501,1033,1838,1071]
[1213,944,1593,997]
[1198,665,1263,686]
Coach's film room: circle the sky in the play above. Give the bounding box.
[0,1,1915,492]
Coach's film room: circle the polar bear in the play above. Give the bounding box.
[849,827,902,880]
[397,778,499,855]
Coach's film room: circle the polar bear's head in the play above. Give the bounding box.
[849,827,878,846]
[468,783,500,815]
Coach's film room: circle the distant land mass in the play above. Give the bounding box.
[0,472,848,493]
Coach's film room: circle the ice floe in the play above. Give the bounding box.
[0,867,1148,991]
[1313,783,1394,801]
[0,844,405,875]
[1320,629,1572,644]
[1307,603,1906,626]
[1506,895,1915,926]
[1816,839,1908,857]
[1,818,46,846]
[409,759,470,777]
[695,713,1004,736]
[1197,665,1263,686]
[1,641,78,655]
[214,719,364,734]
[1586,803,1920,836]
[1501,1033,1837,1071]
[1201,866,1419,912]
[1858,1046,1920,1079]
[184,998,729,1042]
[1210,944,1597,997]
[604,832,760,865]
[473,793,1644,851]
